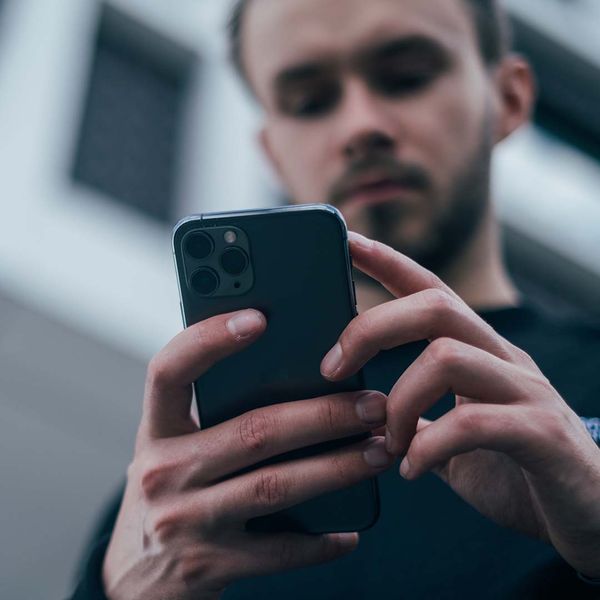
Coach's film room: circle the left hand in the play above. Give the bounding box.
[320,231,600,578]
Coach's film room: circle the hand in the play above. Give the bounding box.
[321,231,600,578]
[103,309,394,600]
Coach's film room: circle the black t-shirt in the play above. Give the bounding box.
[69,305,600,599]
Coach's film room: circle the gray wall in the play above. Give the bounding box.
[0,290,144,599]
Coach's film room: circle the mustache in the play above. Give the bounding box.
[328,155,431,205]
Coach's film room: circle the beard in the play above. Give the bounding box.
[330,120,494,277]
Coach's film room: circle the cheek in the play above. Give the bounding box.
[270,121,333,202]
[401,73,489,189]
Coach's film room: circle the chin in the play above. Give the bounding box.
[346,203,430,248]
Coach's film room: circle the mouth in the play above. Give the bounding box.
[338,174,420,209]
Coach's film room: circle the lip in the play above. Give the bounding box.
[339,175,418,209]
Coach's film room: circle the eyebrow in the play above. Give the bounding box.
[364,35,452,63]
[272,34,451,91]
[274,63,334,91]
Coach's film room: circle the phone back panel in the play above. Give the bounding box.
[173,205,379,533]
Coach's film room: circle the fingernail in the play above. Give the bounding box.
[400,457,411,479]
[355,392,386,425]
[321,343,343,378]
[347,231,374,251]
[226,310,264,340]
[334,532,359,551]
[363,438,394,468]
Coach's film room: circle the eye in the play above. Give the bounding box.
[278,82,342,119]
[369,68,435,97]
[363,47,450,99]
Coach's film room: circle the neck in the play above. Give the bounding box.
[355,204,521,313]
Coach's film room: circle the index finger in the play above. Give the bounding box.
[173,389,387,485]
[347,231,459,300]
[141,309,266,440]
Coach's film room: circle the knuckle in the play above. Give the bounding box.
[344,313,373,349]
[454,405,482,434]
[139,457,173,501]
[196,500,221,533]
[426,337,463,370]
[237,410,273,453]
[528,369,552,392]
[176,547,215,589]
[422,288,456,320]
[493,336,518,362]
[509,343,538,368]
[181,452,208,487]
[146,355,172,392]
[329,451,352,483]
[252,470,288,509]
[531,407,571,443]
[319,397,347,433]
[149,509,181,545]
[423,271,446,293]
[189,321,213,350]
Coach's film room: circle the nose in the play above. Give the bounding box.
[336,77,397,162]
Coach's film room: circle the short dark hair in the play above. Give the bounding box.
[227,0,512,87]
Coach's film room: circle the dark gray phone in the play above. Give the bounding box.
[173,204,380,534]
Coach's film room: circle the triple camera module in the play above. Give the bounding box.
[183,228,253,297]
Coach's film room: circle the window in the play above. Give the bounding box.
[73,6,195,222]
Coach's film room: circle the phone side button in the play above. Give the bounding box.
[352,280,357,307]
[179,302,186,326]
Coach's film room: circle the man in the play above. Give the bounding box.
[70,1,600,598]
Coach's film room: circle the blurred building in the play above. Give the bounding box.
[0,0,598,598]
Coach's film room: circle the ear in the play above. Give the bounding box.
[492,55,536,143]
[258,126,287,185]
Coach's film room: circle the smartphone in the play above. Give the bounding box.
[172,204,379,534]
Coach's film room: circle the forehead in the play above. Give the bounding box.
[243,0,477,99]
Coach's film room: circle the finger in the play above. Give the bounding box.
[346,231,535,372]
[399,403,545,480]
[226,531,359,579]
[371,425,386,437]
[198,437,392,526]
[142,309,266,439]
[348,231,458,299]
[320,290,513,381]
[416,417,432,432]
[377,418,431,439]
[173,390,388,485]
[353,420,426,439]
[385,338,537,454]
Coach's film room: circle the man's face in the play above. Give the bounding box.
[243,0,499,272]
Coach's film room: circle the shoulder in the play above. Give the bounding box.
[519,307,600,364]
[484,305,600,415]
[489,303,600,358]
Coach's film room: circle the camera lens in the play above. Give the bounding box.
[185,232,213,260]
[191,268,219,296]
[220,247,249,276]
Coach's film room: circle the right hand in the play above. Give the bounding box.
[102,309,393,600]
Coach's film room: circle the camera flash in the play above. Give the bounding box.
[224,231,237,244]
